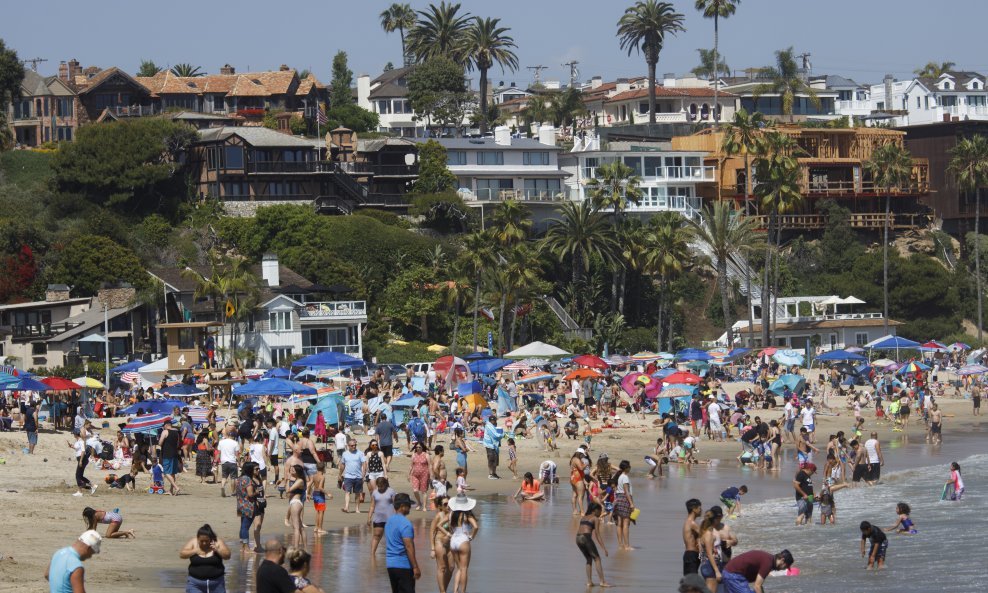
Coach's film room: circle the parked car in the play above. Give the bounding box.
[405,362,434,377]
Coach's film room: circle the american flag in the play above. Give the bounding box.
[316,108,328,125]
[120,372,142,385]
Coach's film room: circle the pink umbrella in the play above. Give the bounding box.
[621,372,661,399]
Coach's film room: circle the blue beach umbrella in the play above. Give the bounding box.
[815,349,867,362]
[233,378,317,398]
[262,367,292,379]
[768,375,806,396]
[675,348,713,361]
[119,399,186,416]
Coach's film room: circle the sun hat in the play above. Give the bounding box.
[447,493,477,512]
[79,530,102,554]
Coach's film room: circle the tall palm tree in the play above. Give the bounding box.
[865,143,914,334]
[617,1,686,125]
[587,161,644,312]
[489,199,532,247]
[643,212,694,350]
[380,3,417,66]
[441,263,471,356]
[542,200,619,315]
[462,17,518,134]
[914,61,956,78]
[690,201,763,346]
[406,1,472,64]
[695,0,740,123]
[721,108,766,210]
[459,231,495,351]
[948,135,988,343]
[691,48,730,80]
[170,63,204,77]
[753,47,820,122]
[504,244,543,350]
[552,87,590,136]
[525,94,555,129]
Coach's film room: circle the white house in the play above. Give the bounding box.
[839,71,988,126]
[357,66,473,137]
[600,83,738,126]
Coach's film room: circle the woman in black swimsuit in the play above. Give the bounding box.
[575,503,611,588]
[179,524,231,593]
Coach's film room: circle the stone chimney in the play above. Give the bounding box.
[220,64,235,75]
[83,66,100,78]
[58,61,69,82]
[96,283,136,310]
[279,64,290,71]
[591,76,603,89]
[615,78,630,94]
[494,126,511,146]
[45,284,71,302]
[261,253,280,287]
[67,59,81,81]
[538,125,556,147]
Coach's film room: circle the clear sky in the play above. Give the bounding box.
[4,0,986,87]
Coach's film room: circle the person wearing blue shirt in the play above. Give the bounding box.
[385,493,420,592]
[339,439,367,514]
[46,530,100,593]
[719,485,748,515]
[483,416,505,480]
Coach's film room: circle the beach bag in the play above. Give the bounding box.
[99,441,114,461]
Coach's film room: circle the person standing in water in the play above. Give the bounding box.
[863,432,884,483]
[613,460,636,551]
[859,521,888,570]
[721,549,794,593]
[945,461,964,500]
[929,404,944,445]
[682,499,703,575]
[575,503,611,588]
[793,463,816,526]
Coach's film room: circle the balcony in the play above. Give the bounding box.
[10,322,83,341]
[301,345,361,356]
[746,212,926,231]
[106,105,157,117]
[339,162,420,177]
[247,161,335,174]
[298,301,367,321]
[463,188,569,202]
[581,166,716,182]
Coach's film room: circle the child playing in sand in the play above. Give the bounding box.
[886,502,917,534]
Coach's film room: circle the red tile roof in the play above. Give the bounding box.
[606,86,736,102]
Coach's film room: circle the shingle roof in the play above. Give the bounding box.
[48,303,140,344]
[368,81,408,99]
[21,70,52,96]
[74,67,149,95]
[295,74,325,96]
[149,262,314,310]
[137,69,299,98]
[197,126,317,148]
[606,86,736,103]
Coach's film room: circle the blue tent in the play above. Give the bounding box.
[464,352,494,360]
[815,349,867,362]
[306,395,346,425]
[768,374,806,396]
[868,336,921,350]
[292,351,364,368]
[262,367,292,379]
[159,383,206,397]
[675,348,713,361]
[233,378,317,398]
[119,399,186,416]
[468,358,512,374]
[458,380,485,396]
[111,360,147,373]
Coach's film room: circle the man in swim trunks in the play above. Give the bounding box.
[721,549,794,593]
[792,463,816,526]
[929,403,943,445]
[683,498,702,575]
[859,521,888,570]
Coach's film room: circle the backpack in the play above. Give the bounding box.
[98,441,114,460]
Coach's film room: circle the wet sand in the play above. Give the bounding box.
[0,376,983,592]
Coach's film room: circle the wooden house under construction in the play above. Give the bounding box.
[671,126,931,231]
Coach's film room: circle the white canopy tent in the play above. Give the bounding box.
[504,341,570,359]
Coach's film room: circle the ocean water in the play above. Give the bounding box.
[732,454,985,593]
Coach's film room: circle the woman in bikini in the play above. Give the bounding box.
[430,494,454,593]
[575,503,610,588]
[450,428,472,478]
[82,507,135,539]
[569,451,587,516]
[286,464,307,550]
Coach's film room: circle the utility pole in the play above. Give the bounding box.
[797,52,812,80]
[527,65,548,87]
[20,57,48,71]
[562,61,580,87]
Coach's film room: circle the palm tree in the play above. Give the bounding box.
[504,244,543,350]
[617,1,686,125]
[690,201,763,346]
[753,47,820,122]
[914,61,956,78]
[459,231,495,351]
[489,199,532,247]
[865,143,914,335]
[462,17,518,134]
[441,264,471,356]
[525,94,555,129]
[948,135,988,343]
[380,3,417,66]
[643,212,694,350]
[406,1,472,64]
[691,48,730,80]
[542,200,619,315]
[587,161,644,312]
[170,63,204,77]
[552,87,590,136]
[721,108,766,210]
[695,0,740,123]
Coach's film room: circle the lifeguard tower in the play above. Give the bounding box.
[157,321,246,400]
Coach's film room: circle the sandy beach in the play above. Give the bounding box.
[1,374,983,593]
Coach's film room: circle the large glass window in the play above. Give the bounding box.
[447,150,467,166]
[476,178,513,198]
[523,178,560,197]
[643,156,663,177]
[477,151,504,165]
[269,311,293,331]
[224,146,244,169]
[57,98,73,117]
[523,151,550,166]
[271,347,293,366]
[622,156,642,176]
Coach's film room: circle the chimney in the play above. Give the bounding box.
[884,74,894,107]
[591,76,603,89]
[493,126,511,146]
[615,78,630,94]
[58,61,69,82]
[356,74,371,110]
[96,283,136,310]
[45,284,71,302]
[279,64,290,72]
[68,59,81,81]
[538,125,556,147]
[220,64,235,75]
[261,253,280,287]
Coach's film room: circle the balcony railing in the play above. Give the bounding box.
[299,301,367,319]
[107,105,157,117]
[582,166,715,182]
[774,312,884,323]
[464,188,569,202]
[301,345,361,355]
[746,212,925,231]
[339,162,420,176]
[10,322,84,339]
[247,161,335,174]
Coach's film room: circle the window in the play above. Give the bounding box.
[32,342,47,356]
[57,98,73,117]
[855,332,869,346]
[638,102,649,114]
[523,178,560,197]
[376,100,392,114]
[224,146,244,169]
[968,95,986,107]
[178,328,195,350]
[271,347,293,366]
[622,156,642,176]
[56,127,73,141]
[269,311,293,331]
[447,150,467,166]
[222,182,249,198]
[829,334,838,349]
[213,95,224,111]
[477,151,504,165]
[916,96,921,108]
[475,178,513,198]
[523,151,549,166]
[643,156,663,177]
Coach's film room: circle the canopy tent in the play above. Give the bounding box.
[111,360,148,373]
[768,374,806,396]
[291,351,364,369]
[504,341,570,359]
[158,382,207,397]
[572,354,609,370]
[3,377,52,392]
[815,349,867,362]
[305,394,347,425]
[232,378,317,398]
[467,357,512,374]
[463,352,494,360]
[119,399,186,416]
[122,413,170,434]
[865,335,920,349]
[262,368,292,379]
[137,357,170,386]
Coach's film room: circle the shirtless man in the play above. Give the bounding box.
[850,440,869,488]
[929,403,943,445]
[683,499,703,575]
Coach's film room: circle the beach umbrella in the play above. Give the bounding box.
[572,354,609,369]
[948,342,971,352]
[707,347,730,359]
[233,378,317,398]
[631,351,660,362]
[845,346,865,353]
[467,358,512,374]
[871,358,896,368]
[5,377,52,392]
[768,374,806,396]
[0,371,19,384]
[111,360,147,373]
[41,377,82,391]
[651,367,677,379]
[504,341,570,359]
[604,355,631,366]
[159,383,207,397]
[685,360,710,372]
[72,377,104,389]
[658,386,692,399]
[564,368,603,381]
[896,361,931,375]
[759,347,778,357]
[675,348,713,361]
[875,377,903,393]
[773,350,805,367]
[516,370,555,385]
[122,413,170,434]
[657,352,675,360]
[119,399,186,416]
[815,349,867,362]
[920,341,948,352]
[661,371,702,385]
[726,347,751,359]
[262,367,292,379]
[621,372,661,398]
[958,364,988,376]
[292,351,364,369]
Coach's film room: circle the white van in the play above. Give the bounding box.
[405,362,434,377]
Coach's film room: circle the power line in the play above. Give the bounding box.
[527,65,548,86]
[20,57,47,71]
[562,61,580,87]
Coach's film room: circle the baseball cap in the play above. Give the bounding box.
[804,463,817,472]
[79,530,102,554]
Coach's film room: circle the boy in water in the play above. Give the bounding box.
[817,479,848,525]
[719,485,748,517]
[860,521,888,569]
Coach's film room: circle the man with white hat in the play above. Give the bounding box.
[46,530,101,593]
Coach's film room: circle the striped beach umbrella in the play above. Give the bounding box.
[516,370,555,385]
[896,361,930,375]
[958,364,988,376]
[631,351,660,362]
[948,342,971,352]
[122,413,170,434]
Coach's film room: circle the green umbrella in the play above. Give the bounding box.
[685,360,710,371]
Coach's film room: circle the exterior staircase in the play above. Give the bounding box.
[542,295,593,341]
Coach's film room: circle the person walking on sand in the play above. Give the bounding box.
[576,502,611,588]
[385,493,421,593]
[216,428,239,498]
[683,499,703,575]
[483,416,504,480]
[21,397,39,454]
[340,439,367,514]
[46,530,101,593]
